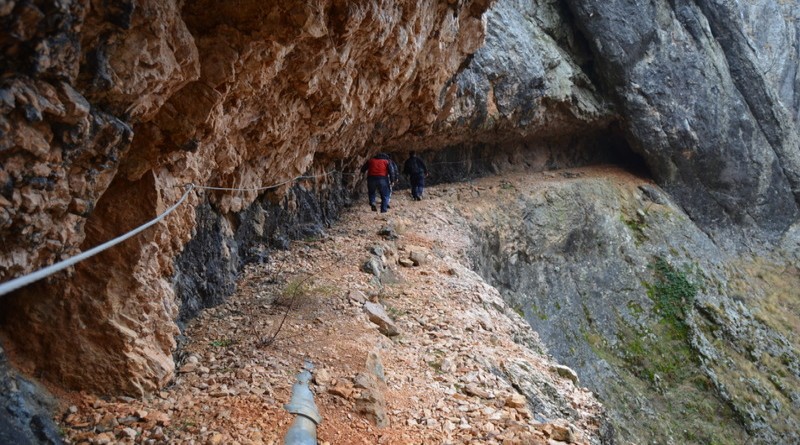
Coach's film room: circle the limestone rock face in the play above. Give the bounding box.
[465,170,800,444]
[0,2,798,435]
[563,0,800,234]
[0,0,492,396]
[738,2,800,122]
[387,0,617,152]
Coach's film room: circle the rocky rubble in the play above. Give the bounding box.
[58,178,611,444]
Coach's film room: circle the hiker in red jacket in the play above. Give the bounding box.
[360,153,398,213]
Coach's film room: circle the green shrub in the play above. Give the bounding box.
[646,256,699,328]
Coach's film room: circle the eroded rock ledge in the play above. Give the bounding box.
[0,0,492,396]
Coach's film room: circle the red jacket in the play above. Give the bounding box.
[362,158,390,177]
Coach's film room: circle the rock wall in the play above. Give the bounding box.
[465,169,800,444]
[0,0,798,442]
[383,0,617,152]
[0,0,493,397]
[739,1,800,122]
[392,0,800,238]
[563,0,800,235]
[0,347,62,445]
[174,176,351,327]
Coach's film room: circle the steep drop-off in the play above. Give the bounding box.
[465,167,800,444]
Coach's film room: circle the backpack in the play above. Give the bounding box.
[388,159,399,183]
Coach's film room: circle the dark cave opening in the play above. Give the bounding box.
[387,127,653,190]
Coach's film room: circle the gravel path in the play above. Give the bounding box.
[61,168,614,445]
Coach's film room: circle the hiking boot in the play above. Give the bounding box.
[370,203,377,211]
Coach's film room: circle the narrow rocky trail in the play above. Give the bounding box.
[59,169,617,445]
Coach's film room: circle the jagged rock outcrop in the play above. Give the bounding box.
[0,0,492,396]
[0,348,62,445]
[387,0,616,150]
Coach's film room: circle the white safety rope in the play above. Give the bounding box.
[0,154,498,297]
[193,172,330,192]
[0,171,343,297]
[0,184,196,297]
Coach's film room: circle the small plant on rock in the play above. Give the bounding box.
[621,211,648,244]
[210,338,236,348]
[645,256,699,328]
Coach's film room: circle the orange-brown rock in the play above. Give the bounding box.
[0,0,492,395]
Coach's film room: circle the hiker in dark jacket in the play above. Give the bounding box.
[403,151,428,201]
[361,153,398,213]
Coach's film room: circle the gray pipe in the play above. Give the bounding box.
[284,361,322,445]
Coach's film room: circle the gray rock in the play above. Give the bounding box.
[366,351,386,383]
[313,368,331,386]
[409,249,428,267]
[398,258,415,267]
[466,175,800,444]
[0,349,63,445]
[353,372,389,427]
[378,225,398,241]
[564,0,800,235]
[348,290,367,304]
[363,302,400,337]
[638,184,668,206]
[549,364,580,386]
[361,257,383,277]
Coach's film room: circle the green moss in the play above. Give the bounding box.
[210,338,236,348]
[579,257,746,443]
[532,304,548,320]
[621,212,647,243]
[627,301,644,316]
[644,256,699,334]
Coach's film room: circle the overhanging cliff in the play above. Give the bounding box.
[1,0,799,443]
[0,0,492,395]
